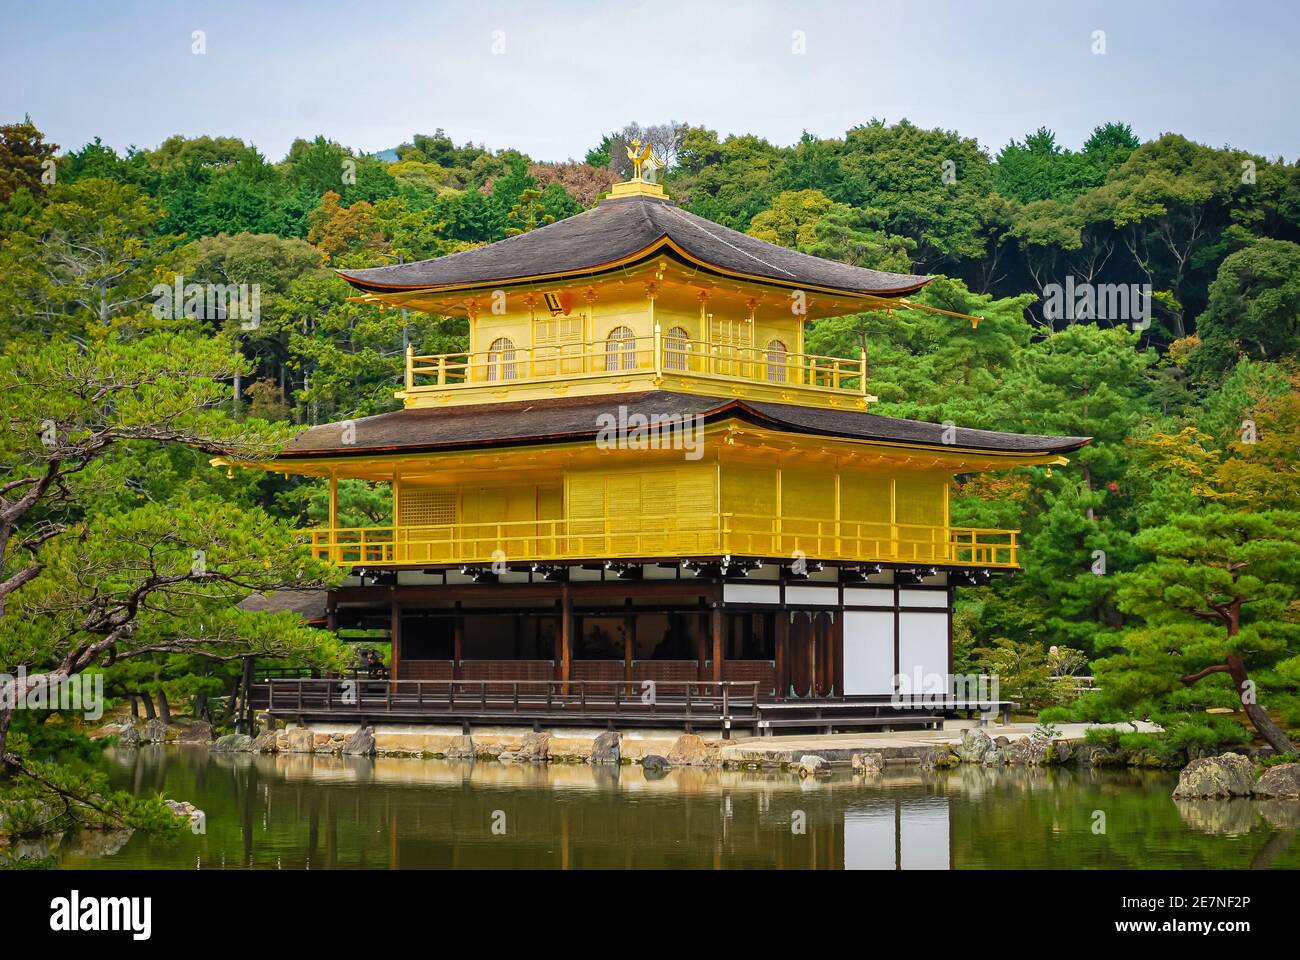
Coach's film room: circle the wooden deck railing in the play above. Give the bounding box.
[262,678,760,730]
[303,513,1019,569]
[404,332,869,398]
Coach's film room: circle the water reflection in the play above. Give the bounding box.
[40,747,1300,870]
[845,799,950,870]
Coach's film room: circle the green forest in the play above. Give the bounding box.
[1,115,1298,830]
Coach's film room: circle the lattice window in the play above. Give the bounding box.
[605,325,636,371]
[672,469,717,532]
[399,487,458,527]
[486,337,516,381]
[765,339,789,383]
[664,326,689,371]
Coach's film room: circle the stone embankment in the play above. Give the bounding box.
[97,719,1299,792]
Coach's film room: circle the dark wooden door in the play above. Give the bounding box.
[813,612,833,697]
[789,612,813,696]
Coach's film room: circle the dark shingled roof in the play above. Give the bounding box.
[276,392,1090,458]
[337,194,931,297]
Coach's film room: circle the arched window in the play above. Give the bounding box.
[606,325,636,371]
[664,326,689,371]
[486,337,516,381]
[765,339,788,383]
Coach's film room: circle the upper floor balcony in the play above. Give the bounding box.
[302,513,1019,570]
[400,327,874,410]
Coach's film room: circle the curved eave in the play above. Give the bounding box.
[212,401,1089,476]
[337,236,931,303]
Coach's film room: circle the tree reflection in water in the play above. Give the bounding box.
[40,748,1300,871]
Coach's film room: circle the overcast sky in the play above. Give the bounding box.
[3,0,1298,163]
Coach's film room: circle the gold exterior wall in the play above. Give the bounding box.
[304,441,1015,568]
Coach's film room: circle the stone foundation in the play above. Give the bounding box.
[271,722,728,767]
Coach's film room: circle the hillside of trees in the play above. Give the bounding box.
[1,114,1297,805]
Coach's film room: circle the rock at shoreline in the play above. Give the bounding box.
[852,752,884,775]
[501,732,549,762]
[1003,738,1031,765]
[1075,743,1118,767]
[164,799,204,836]
[957,728,993,763]
[667,734,718,767]
[210,733,253,753]
[250,729,279,753]
[176,721,214,743]
[796,754,830,777]
[141,718,170,743]
[114,722,141,749]
[591,731,621,765]
[1254,763,1300,799]
[0,799,56,838]
[642,754,669,771]
[444,735,476,760]
[341,725,376,757]
[283,726,315,754]
[1172,753,1255,798]
[918,745,957,770]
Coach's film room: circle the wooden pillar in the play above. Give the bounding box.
[711,603,723,683]
[623,599,634,689]
[560,586,572,693]
[696,610,708,681]
[389,595,401,682]
[452,601,463,680]
[326,594,338,633]
[328,474,339,564]
[775,611,788,698]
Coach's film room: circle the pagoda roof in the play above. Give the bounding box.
[337,194,931,298]
[273,392,1089,460]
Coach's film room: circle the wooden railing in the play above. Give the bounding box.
[263,678,760,730]
[303,513,1019,568]
[404,332,868,398]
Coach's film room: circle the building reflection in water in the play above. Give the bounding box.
[94,749,956,870]
[844,798,952,870]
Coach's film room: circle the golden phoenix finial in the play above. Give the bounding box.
[625,137,654,181]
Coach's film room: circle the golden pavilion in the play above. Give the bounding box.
[236,160,1087,734]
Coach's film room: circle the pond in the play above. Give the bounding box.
[46,746,1300,869]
